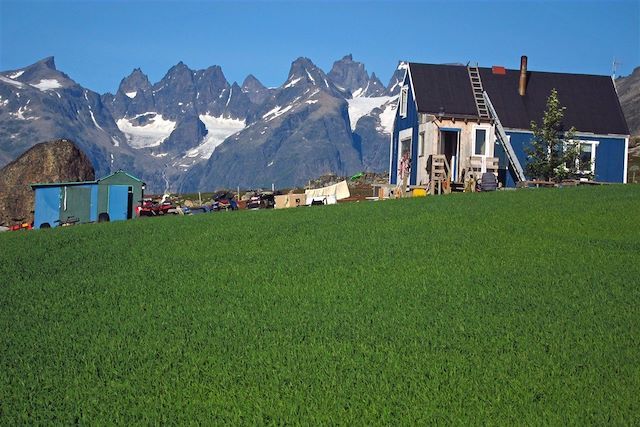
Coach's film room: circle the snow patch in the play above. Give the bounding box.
[305,69,315,84]
[116,112,176,149]
[267,161,274,167]
[352,81,370,98]
[225,86,233,107]
[347,96,394,131]
[305,100,318,105]
[125,91,137,98]
[89,110,103,130]
[32,79,62,91]
[111,137,120,147]
[11,106,37,120]
[9,71,24,79]
[184,114,246,159]
[152,152,168,158]
[262,105,293,121]
[0,75,25,88]
[284,77,302,88]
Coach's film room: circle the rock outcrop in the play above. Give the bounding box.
[0,139,94,226]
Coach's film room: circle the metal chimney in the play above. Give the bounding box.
[518,55,528,96]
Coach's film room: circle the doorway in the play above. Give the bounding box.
[440,130,460,181]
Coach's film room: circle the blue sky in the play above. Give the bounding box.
[1,0,638,94]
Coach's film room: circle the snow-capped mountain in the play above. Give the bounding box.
[101,62,256,187]
[0,57,150,180]
[328,54,387,98]
[0,55,405,192]
[181,57,360,189]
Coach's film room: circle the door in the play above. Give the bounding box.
[441,130,460,181]
[397,137,412,183]
[127,187,133,219]
[34,187,61,228]
[108,185,130,221]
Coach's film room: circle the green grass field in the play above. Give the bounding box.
[1,186,639,424]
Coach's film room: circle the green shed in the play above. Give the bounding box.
[96,170,146,221]
[31,170,145,228]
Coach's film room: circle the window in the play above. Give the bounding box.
[566,140,598,175]
[473,128,488,156]
[400,137,411,159]
[578,141,597,174]
[400,86,408,118]
[418,132,425,156]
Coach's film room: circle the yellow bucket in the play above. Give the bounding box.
[412,188,427,197]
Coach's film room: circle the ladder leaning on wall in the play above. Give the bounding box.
[483,91,526,182]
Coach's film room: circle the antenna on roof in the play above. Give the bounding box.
[612,57,622,93]
[612,57,622,80]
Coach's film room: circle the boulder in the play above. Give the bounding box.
[0,139,94,226]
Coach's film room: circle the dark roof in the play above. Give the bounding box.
[408,63,478,117]
[408,63,629,136]
[98,170,145,184]
[31,170,145,188]
[31,180,96,188]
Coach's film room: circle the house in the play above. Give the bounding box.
[389,56,630,191]
[31,170,145,228]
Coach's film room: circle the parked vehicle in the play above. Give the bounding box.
[54,216,79,227]
[212,191,238,211]
[5,217,33,231]
[247,192,275,210]
[136,199,175,216]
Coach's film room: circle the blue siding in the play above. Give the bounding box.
[588,135,626,182]
[390,73,419,185]
[500,131,626,186]
[108,185,129,221]
[33,187,61,228]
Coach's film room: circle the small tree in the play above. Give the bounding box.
[525,89,585,182]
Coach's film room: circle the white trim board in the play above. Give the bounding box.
[624,136,629,184]
[408,68,418,113]
[503,128,630,139]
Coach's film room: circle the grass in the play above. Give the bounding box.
[1,185,639,424]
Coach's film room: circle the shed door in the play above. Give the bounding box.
[34,187,61,228]
[108,185,130,221]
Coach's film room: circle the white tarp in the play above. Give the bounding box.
[306,195,337,206]
[304,180,350,200]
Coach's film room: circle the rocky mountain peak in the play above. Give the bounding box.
[118,68,152,93]
[241,74,271,105]
[242,74,265,91]
[194,65,229,95]
[283,57,342,97]
[8,56,77,89]
[164,61,194,81]
[36,56,57,70]
[327,54,387,97]
[287,57,318,79]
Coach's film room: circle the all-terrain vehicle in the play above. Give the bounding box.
[136,198,175,216]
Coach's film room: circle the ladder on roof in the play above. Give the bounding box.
[483,91,526,182]
[467,65,490,119]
